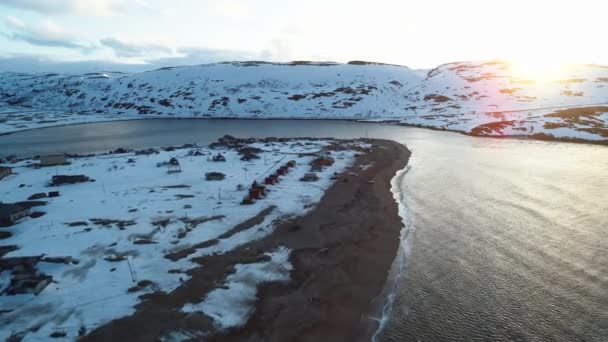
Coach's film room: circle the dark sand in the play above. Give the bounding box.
[82,139,410,342]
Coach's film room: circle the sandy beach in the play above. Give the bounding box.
[81,139,410,341]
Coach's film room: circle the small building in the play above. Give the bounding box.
[240,151,260,161]
[310,156,335,172]
[48,191,60,198]
[249,188,264,200]
[251,181,266,193]
[241,195,254,205]
[300,172,319,182]
[264,175,278,185]
[28,193,47,200]
[205,172,225,181]
[167,158,182,174]
[7,274,53,295]
[0,255,41,271]
[51,175,90,186]
[212,153,226,162]
[0,203,31,226]
[40,154,67,167]
[0,166,12,180]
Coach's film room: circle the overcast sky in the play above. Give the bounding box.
[0,0,606,73]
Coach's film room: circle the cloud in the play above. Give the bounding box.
[0,54,151,73]
[0,0,150,16]
[4,16,94,50]
[260,39,293,62]
[0,46,267,74]
[171,47,256,62]
[131,46,258,69]
[100,37,173,58]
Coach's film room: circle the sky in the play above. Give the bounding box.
[0,0,606,73]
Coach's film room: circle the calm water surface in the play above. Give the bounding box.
[1,119,606,341]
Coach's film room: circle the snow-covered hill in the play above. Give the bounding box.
[1,60,607,143]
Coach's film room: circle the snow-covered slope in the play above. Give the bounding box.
[401,61,608,141]
[1,60,607,142]
[0,61,420,120]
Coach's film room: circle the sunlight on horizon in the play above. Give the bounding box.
[507,58,573,83]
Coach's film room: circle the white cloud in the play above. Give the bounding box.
[0,0,151,16]
[100,37,173,58]
[4,16,94,50]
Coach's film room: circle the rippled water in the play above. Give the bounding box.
[382,134,608,342]
[1,120,606,341]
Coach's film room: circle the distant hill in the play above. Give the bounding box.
[1,60,607,142]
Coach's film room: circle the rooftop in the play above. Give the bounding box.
[0,203,26,217]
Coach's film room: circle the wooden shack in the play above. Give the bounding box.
[212,153,226,162]
[205,172,225,181]
[51,175,90,186]
[40,154,67,167]
[167,158,182,174]
[0,166,12,180]
[0,203,31,226]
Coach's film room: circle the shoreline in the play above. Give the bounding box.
[81,139,411,341]
[211,139,411,342]
[1,114,607,147]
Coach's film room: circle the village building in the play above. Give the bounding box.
[28,193,47,200]
[310,156,335,172]
[205,172,225,181]
[7,274,53,295]
[39,154,67,167]
[167,157,182,174]
[240,151,260,161]
[51,175,90,186]
[300,172,320,182]
[212,153,226,162]
[0,256,52,296]
[264,174,278,185]
[0,166,12,180]
[0,203,31,226]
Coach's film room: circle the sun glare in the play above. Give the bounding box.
[507,57,572,83]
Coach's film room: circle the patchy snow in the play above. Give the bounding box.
[0,139,363,340]
[182,246,292,329]
[0,61,607,142]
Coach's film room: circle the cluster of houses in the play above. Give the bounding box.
[0,255,53,296]
[0,203,57,296]
[0,154,73,297]
[241,160,297,205]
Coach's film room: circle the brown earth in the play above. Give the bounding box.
[81,139,410,342]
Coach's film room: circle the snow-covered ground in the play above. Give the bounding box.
[1,61,606,142]
[0,139,364,340]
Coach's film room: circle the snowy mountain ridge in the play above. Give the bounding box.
[1,60,607,142]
